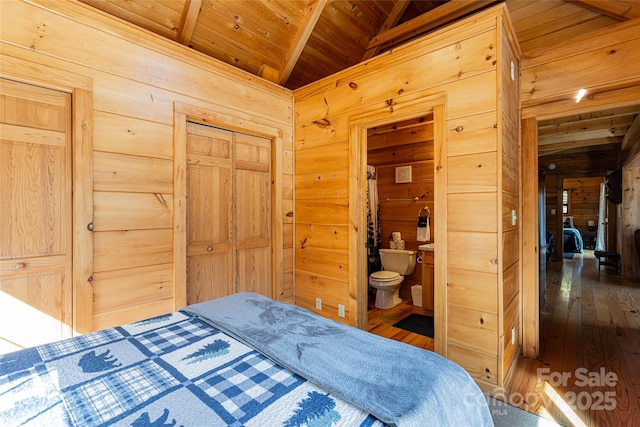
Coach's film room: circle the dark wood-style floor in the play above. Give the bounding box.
[367,250,640,427]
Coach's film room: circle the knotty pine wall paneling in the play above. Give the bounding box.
[1,0,294,331]
[499,25,521,385]
[563,177,604,232]
[621,165,640,280]
[294,4,521,391]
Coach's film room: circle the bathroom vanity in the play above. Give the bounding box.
[419,244,435,311]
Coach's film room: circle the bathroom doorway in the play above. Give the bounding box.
[349,95,445,351]
[365,115,435,309]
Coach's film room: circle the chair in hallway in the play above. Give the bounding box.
[594,250,621,273]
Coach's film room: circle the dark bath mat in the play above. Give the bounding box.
[392,313,434,338]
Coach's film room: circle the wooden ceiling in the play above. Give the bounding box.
[78,0,640,157]
[538,105,640,157]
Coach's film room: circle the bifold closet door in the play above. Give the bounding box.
[186,124,233,304]
[234,133,272,296]
[185,123,272,304]
[0,78,73,352]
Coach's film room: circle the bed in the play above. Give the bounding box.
[563,228,583,253]
[0,292,492,426]
[562,216,583,254]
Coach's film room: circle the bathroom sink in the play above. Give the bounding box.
[418,243,435,251]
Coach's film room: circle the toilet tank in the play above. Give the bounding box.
[379,249,417,275]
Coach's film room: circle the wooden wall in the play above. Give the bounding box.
[563,177,603,232]
[294,4,521,390]
[622,164,640,280]
[0,0,294,332]
[367,117,434,298]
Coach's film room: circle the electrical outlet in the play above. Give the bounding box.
[511,326,516,345]
[338,304,345,318]
[315,297,322,310]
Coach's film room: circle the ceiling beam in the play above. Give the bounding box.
[538,116,633,145]
[362,0,411,61]
[279,0,330,86]
[259,64,280,84]
[177,0,202,45]
[621,113,640,150]
[538,136,622,152]
[538,105,640,129]
[568,0,640,21]
[540,128,627,145]
[365,0,496,52]
[539,143,619,158]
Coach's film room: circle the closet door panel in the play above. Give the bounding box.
[188,164,231,244]
[0,78,72,353]
[187,253,231,302]
[236,246,271,296]
[234,133,272,297]
[0,271,66,349]
[1,140,65,257]
[186,124,232,304]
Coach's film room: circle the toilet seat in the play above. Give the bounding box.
[370,271,400,281]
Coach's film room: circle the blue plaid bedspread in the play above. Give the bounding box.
[0,311,383,426]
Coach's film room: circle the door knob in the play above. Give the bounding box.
[15,262,26,270]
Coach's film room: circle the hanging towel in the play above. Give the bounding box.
[366,165,381,274]
[417,215,430,242]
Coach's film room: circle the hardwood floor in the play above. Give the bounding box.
[367,298,434,351]
[507,250,640,426]
[367,250,640,426]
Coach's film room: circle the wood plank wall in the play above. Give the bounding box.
[563,177,604,232]
[499,25,521,385]
[366,118,434,299]
[294,4,521,390]
[622,165,640,280]
[0,0,294,332]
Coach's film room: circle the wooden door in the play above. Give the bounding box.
[186,123,233,303]
[0,78,72,352]
[185,123,272,303]
[234,133,272,295]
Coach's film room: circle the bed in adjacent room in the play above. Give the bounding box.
[563,216,583,254]
[563,227,583,253]
[0,293,492,426]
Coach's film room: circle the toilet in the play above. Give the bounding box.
[369,249,417,309]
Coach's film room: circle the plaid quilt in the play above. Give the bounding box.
[0,312,383,427]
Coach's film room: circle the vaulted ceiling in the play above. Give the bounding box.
[78,0,640,157]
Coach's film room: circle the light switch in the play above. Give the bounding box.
[511,209,517,226]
